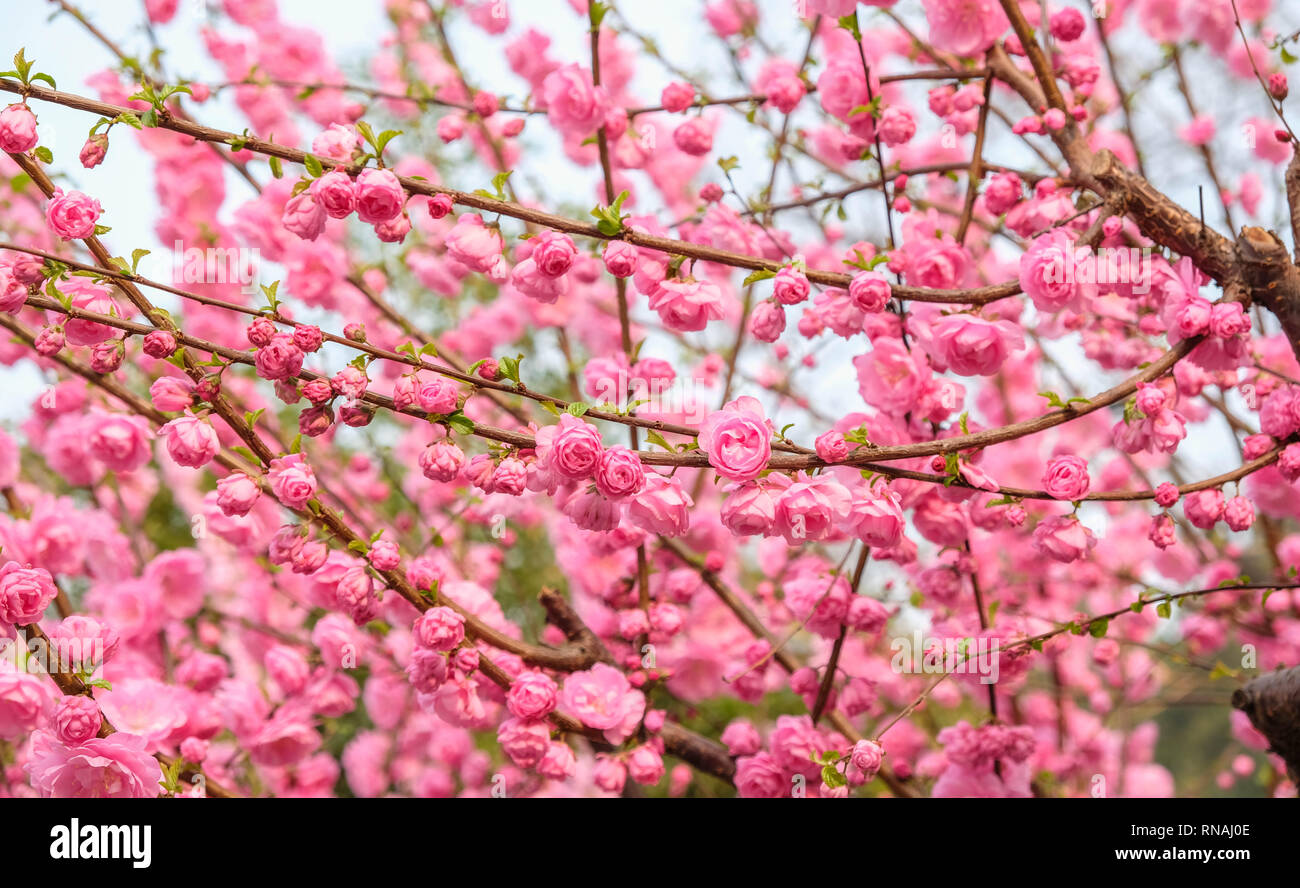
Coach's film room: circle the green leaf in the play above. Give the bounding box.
[566,401,590,417]
[1088,618,1109,638]
[446,413,475,435]
[245,408,265,427]
[131,248,151,274]
[717,155,740,174]
[1156,601,1172,619]
[92,224,111,236]
[1038,390,1068,409]
[742,267,777,286]
[645,429,673,451]
[489,169,512,199]
[820,764,847,789]
[32,145,52,163]
[85,678,112,691]
[303,153,324,177]
[29,72,56,89]
[268,156,283,179]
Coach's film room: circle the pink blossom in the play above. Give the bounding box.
[699,397,772,482]
[158,413,219,468]
[26,731,162,798]
[921,0,1009,57]
[46,189,103,240]
[559,663,645,744]
[540,64,608,136]
[1042,455,1091,501]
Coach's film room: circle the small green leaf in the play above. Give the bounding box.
[446,413,475,435]
[33,145,52,163]
[566,402,590,417]
[742,267,777,286]
[1156,601,1172,619]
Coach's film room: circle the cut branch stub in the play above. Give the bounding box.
[1231,665,1300,783]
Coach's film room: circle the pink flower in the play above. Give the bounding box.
[0,103,38,153]
[593,755,627,793]
[844,486,906,548]
[1042,455,1090,500]
[774,472,852,544]
[1031,514,1097,563]
[445,214,508,280]
[1184,488,1225,529]
[1224,496,1254,532]
[269,453,317,509]
[735,752,787,798]
[603,241,639,278]
[530,230,577,278]
[850,739,884,781]
[0,671,52,738]
[1019,230,1085,312]
[749,300,785,341]
[772,266,810,305]
[627,744,665,785]
[595,446,646,499]
[540,64,608,136]
[661,81,695,113]
[52,696,102,745]
[281,191,327,240]
[699,397,772,482]
[87,412,152,472]
[248,708,321,767]
[26,731,162,798]
[926,314,1024,377]
[983,172,1023,215]
[849,271,891,312]
[313,124,360,162]
[1149,512,1176,549]
[815,430,850,463]
[854,337,927,416]
[498,717,550,769]
[537,740,578,780]
[878,107,916,145]
[255,334,305,381]
[628,473,693,536]
[413,606,465,651]
[647,278,729,332]
[0,561,56,624]
[416,376,461,415]
[537,413,604,480]
[311,170,357,218]
[716,481,776,539]
[79,134,108,168]
[507,671,558,721]
[46,189,103,240]
[158,413,219,468]
[559,663,646,744]
[353,168,405,224]
[673,117,714,156]
[921,0,1009,57]
[420,441,465,482]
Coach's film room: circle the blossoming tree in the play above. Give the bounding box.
[1,0,1299,798]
